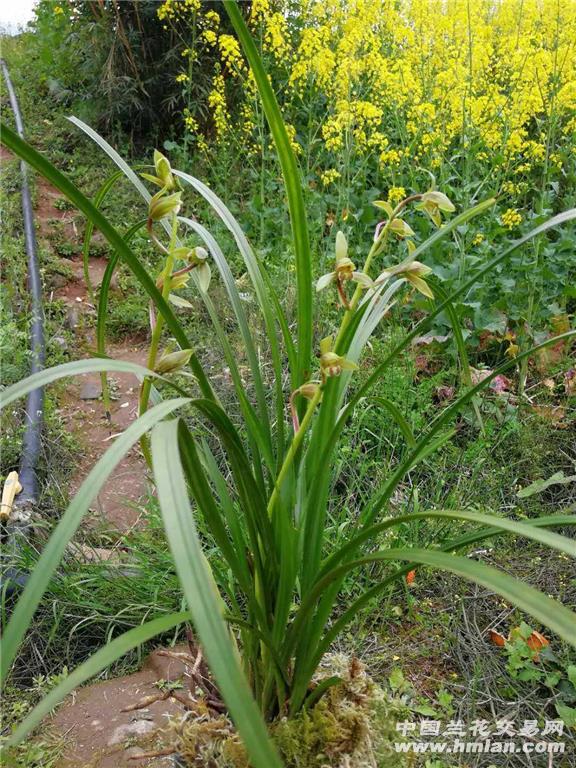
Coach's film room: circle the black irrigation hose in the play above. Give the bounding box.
[1,59,45,595]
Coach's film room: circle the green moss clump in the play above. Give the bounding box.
[175,654,413,768]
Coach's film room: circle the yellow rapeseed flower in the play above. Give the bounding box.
[501,208,522,229]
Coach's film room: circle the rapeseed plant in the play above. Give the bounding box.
[160,0,575,199]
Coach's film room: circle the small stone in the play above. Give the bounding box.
[71,544,122,564]
[108,719,155,746]
[65,308,80,330]
[79,382,102,400]
[52,336,68,351]
[48,273,68,290]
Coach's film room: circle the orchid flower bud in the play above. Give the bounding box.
[335,230,348,261]
[319,336,358,380]
[148,191,182,222]
[289,381,322,432]
[155,348,193,374]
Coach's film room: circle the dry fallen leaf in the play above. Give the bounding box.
[526,630,549,654]
[489,629,507,647]
[492,627,550,660]
[531,404,566,425]
[470,367,492,386]
[490,374,512,394]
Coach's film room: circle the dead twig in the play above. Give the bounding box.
[121,690,171,712]
[127,746,176,760]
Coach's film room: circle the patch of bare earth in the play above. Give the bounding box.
[37,175,150,530]
[48,646,194,768]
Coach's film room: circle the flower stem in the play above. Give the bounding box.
[268,195,422,515]
[139,213,178,467]
[334,194,422,350]
[267,388,322,519]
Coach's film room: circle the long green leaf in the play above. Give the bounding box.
[0,122,214,400]
[224,0,312,384]
[175,169,291,459]
[5,612,190,746]
[179,216,273,459]
[151,420,283,768]
[0,358,155,409]
[434,282,484,431]
[289,509,576,666]
[290,546,576,712]
[368,396,416,448]
[293,514,576,706]
[96,218,147,415]
[320,509,576,578]
[176,422,252,595]
[1,398,190,683]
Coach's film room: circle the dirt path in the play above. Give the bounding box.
[36,174,151,531]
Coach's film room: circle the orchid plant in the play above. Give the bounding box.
[1,4,575,768]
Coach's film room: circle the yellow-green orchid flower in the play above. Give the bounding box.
[148,190,182,222]
[376,261,434,299]
[388,217,415,239]
[319,335,358,381]
[167,246,212,293]
[141,149,176,190]
[316,231,373,308]
[155,348,193,374]
[416,190,455,227]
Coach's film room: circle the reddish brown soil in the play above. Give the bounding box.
[49,646,193,767]
[59,340,151,530]
[36,175,80,242]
